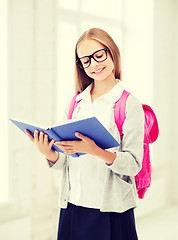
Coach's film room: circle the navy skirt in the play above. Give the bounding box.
[57,202,138,240]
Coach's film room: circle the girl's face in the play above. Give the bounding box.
[77,39,115,82]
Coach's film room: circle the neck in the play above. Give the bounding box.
[91,73,117,96]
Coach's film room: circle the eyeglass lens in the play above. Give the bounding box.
[79,49,107,69]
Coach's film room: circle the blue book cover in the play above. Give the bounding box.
[10,117,119,158]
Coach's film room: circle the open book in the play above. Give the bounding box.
[10,117,119,158]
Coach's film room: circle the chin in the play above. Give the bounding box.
[94,73,113,82]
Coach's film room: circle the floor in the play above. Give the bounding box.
[136,204,178,240]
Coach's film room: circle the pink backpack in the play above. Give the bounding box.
[68,90,159,199]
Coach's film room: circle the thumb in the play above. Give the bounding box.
[75,132,88,141]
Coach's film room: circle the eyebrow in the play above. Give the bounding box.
[78,48,105,59]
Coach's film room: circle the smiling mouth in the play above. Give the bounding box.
[92,67,105,74]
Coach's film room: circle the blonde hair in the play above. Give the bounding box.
[74,28,122,93]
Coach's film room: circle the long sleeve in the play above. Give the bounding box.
[107,95,144,176]
[54,81,145,212]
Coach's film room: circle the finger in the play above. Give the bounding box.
[44,134,48,145]
[49,139,55,149]
[39,131,44,143]
[25,129,34,142]
[63,147,74,151]
[75,132,88,141]
[54,141,73,147]
[64,150,76,154]
[65,150,76,154]
[34,130,39,142]
[54,144,72,152]
[62,140,76,145]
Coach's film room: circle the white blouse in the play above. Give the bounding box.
[68,79,124,209]
[48,79,144,212]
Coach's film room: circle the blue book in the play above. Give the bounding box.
[10,117,119,158]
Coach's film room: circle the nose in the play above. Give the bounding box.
[90,57,99,68]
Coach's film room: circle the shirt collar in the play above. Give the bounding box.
[76,79,124,104]
[76,82,93,102]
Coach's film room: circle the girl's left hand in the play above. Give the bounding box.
[54,132,99,155]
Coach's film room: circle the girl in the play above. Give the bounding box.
[26,28,144,240]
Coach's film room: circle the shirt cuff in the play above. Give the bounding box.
[46,152,67,169]
[105,150,142,176]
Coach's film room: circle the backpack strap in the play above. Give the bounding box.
[114,90,130,138]
[68,93,80,119]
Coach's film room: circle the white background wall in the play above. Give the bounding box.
[136,0,178,220]
[0,0,178,239]
[1,0,60,239]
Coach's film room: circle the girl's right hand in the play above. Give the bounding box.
[25,129,59,163]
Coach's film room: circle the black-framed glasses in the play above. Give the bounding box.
[76,48,109,69]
